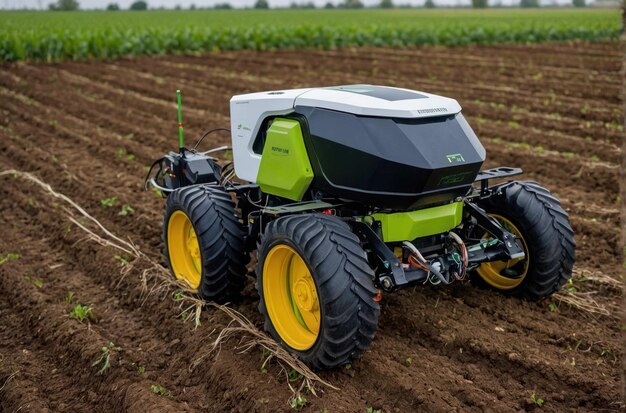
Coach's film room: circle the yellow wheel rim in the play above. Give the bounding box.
[167,210,202,290]
[263,245,320,351]
[477,214,529,290]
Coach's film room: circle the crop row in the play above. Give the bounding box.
[1,24,620,62]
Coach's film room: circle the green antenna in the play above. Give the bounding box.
[176,89,184,155]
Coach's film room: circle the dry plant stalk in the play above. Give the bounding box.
[0,170,140,257]
[191,303,339,393]
[553,291,612,317]
[0,371,18,393]
[0,169,338,393]
[572,268,621,290]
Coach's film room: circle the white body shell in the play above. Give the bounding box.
[229,85,462,183]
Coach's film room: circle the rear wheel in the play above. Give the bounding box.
[473,181,575,300]
[257,214,380,370]
[163,185,247,303]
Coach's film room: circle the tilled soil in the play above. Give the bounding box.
[0,41,622,412]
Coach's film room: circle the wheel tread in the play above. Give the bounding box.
[257,213,380,370]
[163,185,247,303]
[477,181,576,300]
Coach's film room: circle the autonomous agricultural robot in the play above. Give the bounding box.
[146,85,575,370]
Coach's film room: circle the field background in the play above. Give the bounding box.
[0,9,620,60]
[0,7,623,413]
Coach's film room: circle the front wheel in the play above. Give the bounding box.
[257,214,380,370]
[163,185,247,303]
[472,181,576,300]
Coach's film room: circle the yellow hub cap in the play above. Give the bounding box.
[167,210,202,289]
[263,245,320,351]
[477,214,529,290]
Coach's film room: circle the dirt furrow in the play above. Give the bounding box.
[0,41,621,412]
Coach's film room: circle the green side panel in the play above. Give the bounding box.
[257,119,314,201]
[372,202,463,242]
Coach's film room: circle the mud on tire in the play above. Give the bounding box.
[163,185,247,303]
[474,181,576,300]
[257,214,380,370]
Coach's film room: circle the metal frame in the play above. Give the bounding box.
[149,162,528,293]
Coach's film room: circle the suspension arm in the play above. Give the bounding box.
[463,200,525,261]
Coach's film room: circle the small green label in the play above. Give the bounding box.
[446,153,465,163]
[271,146,289,156]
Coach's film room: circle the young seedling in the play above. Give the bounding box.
[530,392,544,407]
[137,365,146,374]
[288,368,304,383]
[100,196,118,208]
[23,275,43,288]
[69,304,95,322]
[173,290,184,302]
[151,186,163,198]
[404,357,413,366]
[260,347,272,373]
[179,308,190,320]
[63,291,75,304]
[92,342,122,375]
[118,204,134,217]
[0,252,19,265]
[600,346,613,357]
[580,103,591,114]
[565,279,577,293]
[547,302,558,312]
[116,147,136,161]
[289,394,307,411]
[150,384,172,397]
[114,253,131,266]
[366,406,382,413]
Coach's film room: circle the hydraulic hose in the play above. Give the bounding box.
[402,241,449,285]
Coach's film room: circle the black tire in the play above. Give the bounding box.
[473,181,576,300]
[257,214,380,370]
[163,185,247,303]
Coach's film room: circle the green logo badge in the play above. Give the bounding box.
[438,171,474,185]
[446,153,465,163]
[237,124,242,130]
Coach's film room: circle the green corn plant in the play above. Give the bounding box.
[69,304,95,322]
[100,196,117,207]
[0,10,618,62]
[289,394,307,411]
[150,384,172,397]
[0,252,19,265]
[118,204,134,216]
